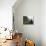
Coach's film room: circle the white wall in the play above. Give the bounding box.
[41,0,46,46]
[13,0,42,46]
[0,0,16,30]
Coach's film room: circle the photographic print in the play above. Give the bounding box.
[23,16,34,25]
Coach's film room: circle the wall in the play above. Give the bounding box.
[0,0,16,30]
[41,0,46,46]
[13,0,42,46]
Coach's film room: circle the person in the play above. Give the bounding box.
[15,34,22,46]
[25,40,35,46]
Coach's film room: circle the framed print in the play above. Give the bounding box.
[23,16,34,25]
